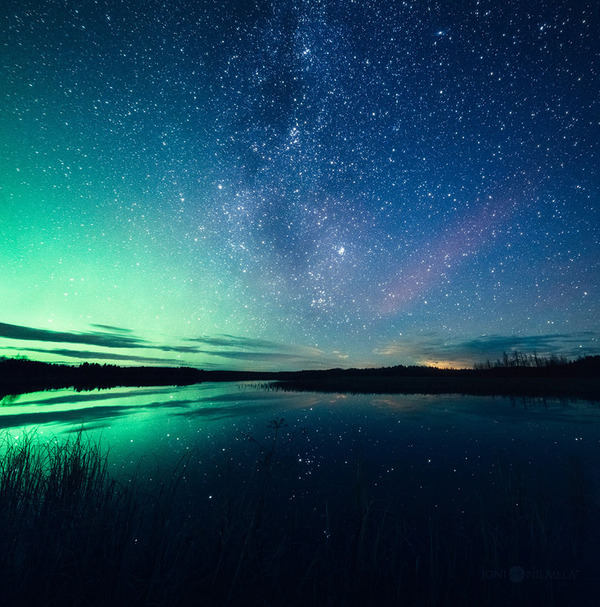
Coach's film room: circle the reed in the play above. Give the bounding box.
[0,427,596,606]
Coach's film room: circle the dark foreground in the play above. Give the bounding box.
[0,425,597,607]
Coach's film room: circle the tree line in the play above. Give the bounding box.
[473,350,571,370]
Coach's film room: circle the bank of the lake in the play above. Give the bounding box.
[2,355,600,401]
[0,383,599,606]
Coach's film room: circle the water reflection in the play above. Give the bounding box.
[1,383,599,485]
[1,382,599,603]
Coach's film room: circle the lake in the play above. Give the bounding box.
[1,382,599,605]
[2,382,599,491]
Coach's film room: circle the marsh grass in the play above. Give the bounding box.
[0,427,597,606]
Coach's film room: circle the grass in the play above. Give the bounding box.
[0,426,597,606]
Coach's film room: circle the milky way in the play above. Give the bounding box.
[1,0,598,369]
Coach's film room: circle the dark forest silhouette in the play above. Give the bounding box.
[1,352,600,400]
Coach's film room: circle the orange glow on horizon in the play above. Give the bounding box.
[419,359,472,370]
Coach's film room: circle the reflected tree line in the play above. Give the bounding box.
[1,352,599,400]
[0,357,206,396]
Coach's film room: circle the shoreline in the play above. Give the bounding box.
[2,356,600,401]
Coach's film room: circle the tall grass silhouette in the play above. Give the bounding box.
[0,424,597,606]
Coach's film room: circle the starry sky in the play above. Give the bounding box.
[1,0,598,371]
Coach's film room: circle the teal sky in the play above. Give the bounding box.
[1,0,598,370]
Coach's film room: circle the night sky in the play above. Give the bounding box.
[1,0,598,370]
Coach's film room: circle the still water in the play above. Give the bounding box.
[3,382,600,601]
[2,382,599,503]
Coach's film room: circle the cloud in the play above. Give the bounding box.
[154,345,206,354]
[185,334,296,351]
[2,346,183,366]
[193,349,310,361]
[89,324,135,334]
[0,321,148,349]
[185,334,330,367]
[445,332,599,360]
[1,322,304,356]
[0,322,234,360]
[372,343,411,357]
[375,331,600,366]
[0,322,342,370]
[191,346,336,369]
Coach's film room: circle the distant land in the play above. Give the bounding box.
[1,354,600,401]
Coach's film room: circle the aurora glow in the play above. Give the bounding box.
[1,0,598,370]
